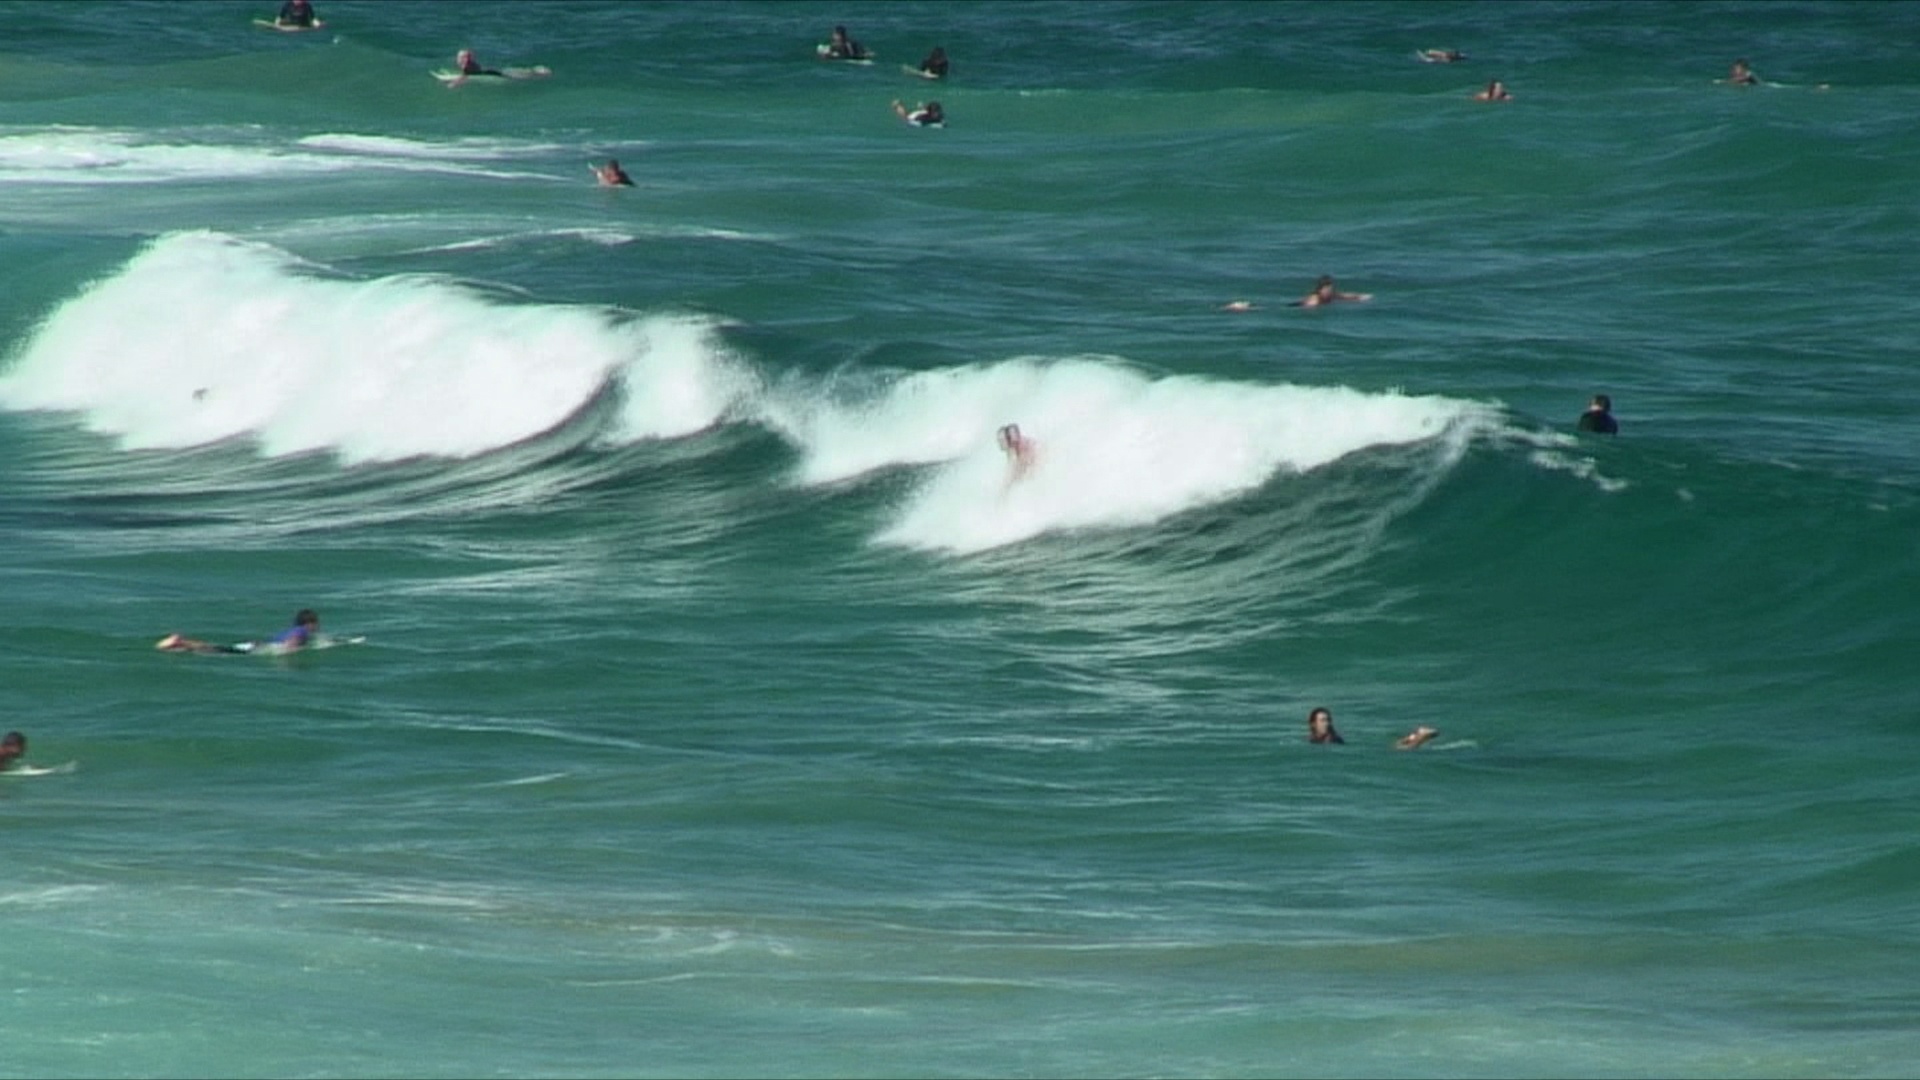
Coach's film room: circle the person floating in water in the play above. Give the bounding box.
[917,46,950,79]
[455,49,501,77]
[1418,48,1466,63]
[1576,393,1619,434]
[0,731,25,772]
[1473,79,1512,102]
[592,159,634,187]
[822,25,871,61]
[1723,58,1761,86]
[892,99,945,127]
[997,424,1036,481]
[1307,707,1345,745]
[276,0,317,28]
[1292,274,1372,308]
[157,609,321,656]
[1396,725,1440,750]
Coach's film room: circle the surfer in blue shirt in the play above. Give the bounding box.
[276,0,317,28]
[156,609,321,655]
[0,731,25,772]
[1576,394,1619,434]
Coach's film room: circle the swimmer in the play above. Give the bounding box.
[1292,274,1372,308]
[892,99,945,127]
[592,159,634,187]
[1473,79,1512,102]
[157,609,321,656]
[1576,393,1619,435]
[1418,48,1466,63]
[1396,725,1439,750]
[917,46,950,79]
[997,423,1036,480]
[0,731,25,772]
[1307,707,1344,745]
[1722,58,1761,86]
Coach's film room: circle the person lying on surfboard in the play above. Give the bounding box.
[916,47,950,79]
[1292,275,1372,308]
[1472,78,1513,102]
[275,0,318,29]
[592,159,634,187]
[1418,48,1466,63]
[157,609,321,656]
[892,99,945,127]
[1721,58,1761,86]
[1396,725,1440,750]
[0,731,25,772]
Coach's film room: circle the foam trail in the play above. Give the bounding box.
[763,357,1495,553]
[0,231,748,462]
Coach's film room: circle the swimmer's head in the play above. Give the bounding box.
[293,609,319,628]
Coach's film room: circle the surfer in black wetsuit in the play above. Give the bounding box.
[1723,59,1761,86]
[918,47,950,79]
[0,731,24,772]
[456,49,503,77]
[276,0,316,28]
[1576,393,1619,434]
[1307,707,1344,745]
[823,26,870,61]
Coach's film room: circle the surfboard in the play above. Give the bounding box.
[432,66,550,83]
[3,761,78,778]
[817,44,875,64]
[155,633,364,655]
[902,64,942,80]
[253,18,326,32]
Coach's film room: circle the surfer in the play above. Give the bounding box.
[1576,393,1619,434]
[892,99,945,127]
[997,424,1036,480]
[1418,48,1466,63]
[822,25,871,61]
[1473,79,1512,102]
[455,49,503,77]
[1307,707,1345,745]
[1292,275,1371,308]
[592,159,634,187]
[275,0,317,28]
[1722,58,1761,86]
[1396,725,1440,750]
[0,731,24,772]
[917,46,950,79]
[157,609,321,656]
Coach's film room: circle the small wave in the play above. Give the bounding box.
[0,126,564,185]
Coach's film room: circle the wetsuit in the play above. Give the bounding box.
[1576,409,1619,435]
[278,1,315,27]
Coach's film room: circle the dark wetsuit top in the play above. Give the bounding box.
[1576,410,1619,434]
[279,1,315,27]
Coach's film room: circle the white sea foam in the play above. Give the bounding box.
[0,231,751,463]
[760,356,1496,553]
[0,126,564,185]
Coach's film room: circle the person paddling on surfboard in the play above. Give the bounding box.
[592,159,634,187]
[1576,393,1619,435]
[1418,48,1466,64]
[0,731,25,772]
[916,47,950,79]
[275,0,318,29]
[1292,275,1372,308]
[157,609,322,656]
[1721,58,1761,86]
[1472,78,1513,102]
[821,25,872,61]
[892,99,945,127]
[1396,725,1440,750]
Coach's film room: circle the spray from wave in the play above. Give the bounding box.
[0,231,753,463]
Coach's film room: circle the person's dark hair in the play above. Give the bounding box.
[1315,275,1333,289]
[1593,394,1612,410]
[294,609,319,627]
[2,731,25,749]
[1308,707,1331,723]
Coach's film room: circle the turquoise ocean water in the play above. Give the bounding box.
[3,2,1918,1076]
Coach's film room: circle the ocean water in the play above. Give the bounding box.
[2,1,1918,1076]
